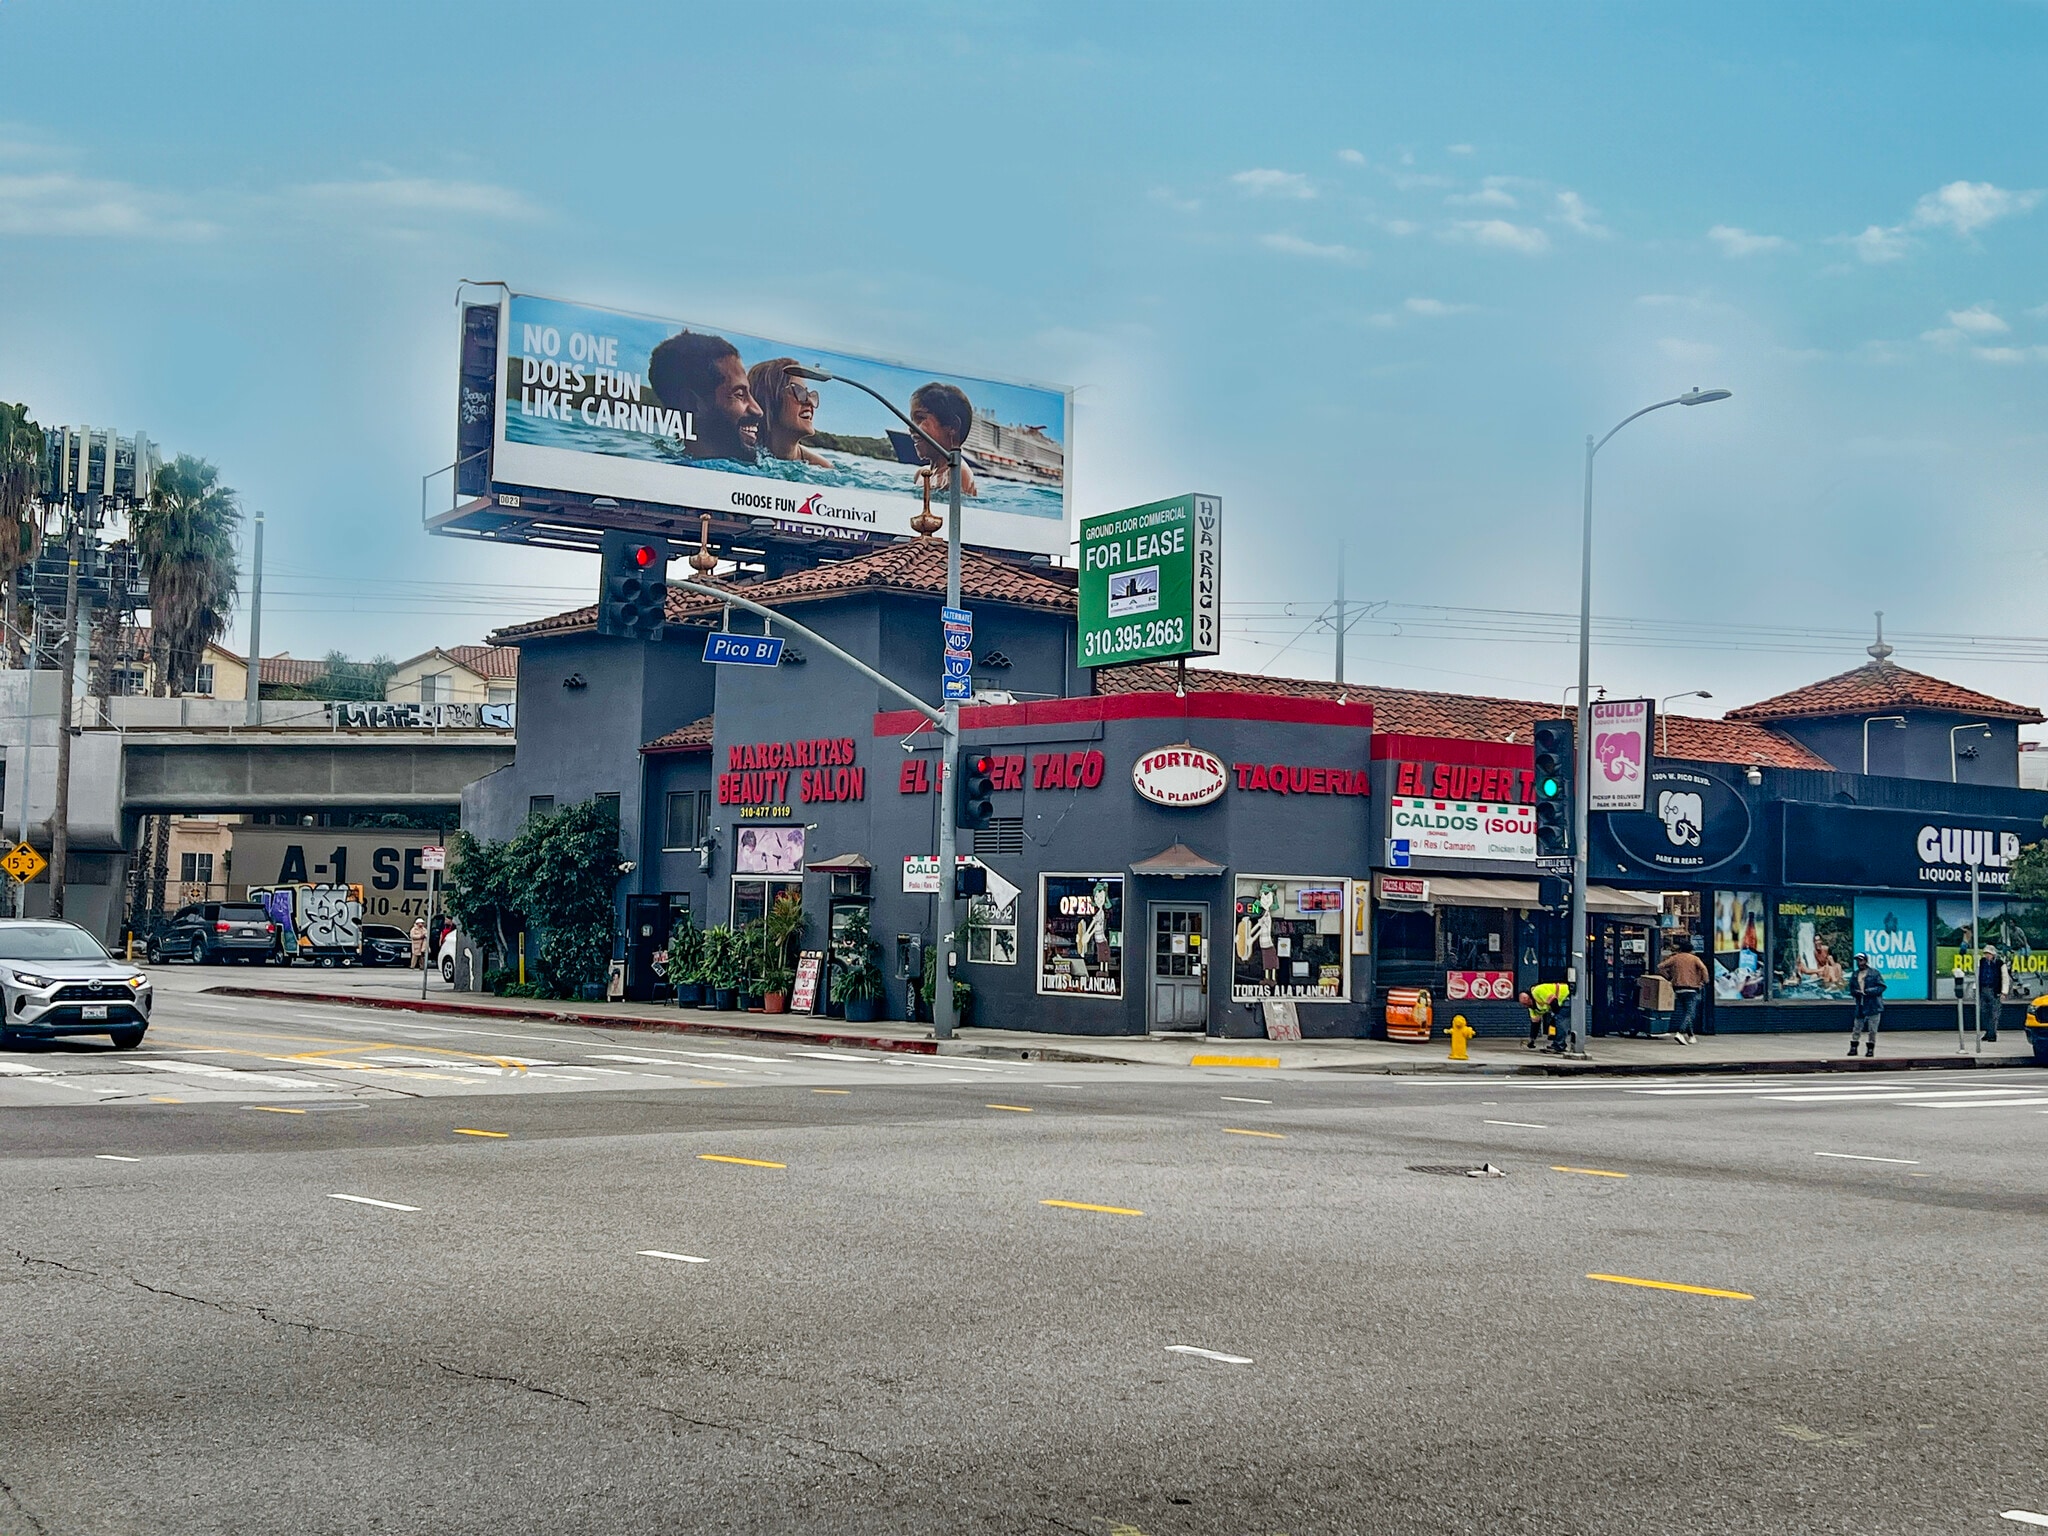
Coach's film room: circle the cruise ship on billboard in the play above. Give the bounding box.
[887,418,1065,489]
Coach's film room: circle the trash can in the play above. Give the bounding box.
[1385,987,1434,1042]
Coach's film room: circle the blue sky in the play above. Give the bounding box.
[4,1,2047,723]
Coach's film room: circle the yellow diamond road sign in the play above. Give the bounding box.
[2,844,48,883]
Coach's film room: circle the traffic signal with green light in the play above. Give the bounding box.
[1532,717,1574,857]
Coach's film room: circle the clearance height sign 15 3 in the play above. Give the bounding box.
[1077,494,1222,668]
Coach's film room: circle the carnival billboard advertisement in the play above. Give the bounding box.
[1076,494,1223,668]
[487,292,1071,557]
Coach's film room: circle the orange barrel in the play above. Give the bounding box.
[1385,987,1434,1041]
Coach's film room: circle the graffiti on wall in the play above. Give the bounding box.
[249,884,365,953]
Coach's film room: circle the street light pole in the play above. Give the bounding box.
[1862,714,1905,775]
[1567,388,1730,1057]
[1657,690,1712,758]
[785,367,966,1039]
[1948,721,1992,783]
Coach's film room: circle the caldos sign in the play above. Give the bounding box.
[1603,767,1753,873]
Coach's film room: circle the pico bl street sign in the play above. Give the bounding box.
[1076,493,1223,669]
[703,632,785,667]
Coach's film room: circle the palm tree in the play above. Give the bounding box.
[130,454,240,695]
[0,402,44,663]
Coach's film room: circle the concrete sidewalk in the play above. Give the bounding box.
[170,960,2047,1075]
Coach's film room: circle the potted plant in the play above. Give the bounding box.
[665,914,704,1007]
[761,892,805,1013]
[830,907,887,1024]
[735,919,768,1010]
[701,925,741,1010]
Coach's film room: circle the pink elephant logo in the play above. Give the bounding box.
[1594,730,1641,784]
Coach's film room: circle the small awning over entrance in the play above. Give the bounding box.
[804,852,874,871]
[1408,876,1664,917]
[1130,842,1226,878]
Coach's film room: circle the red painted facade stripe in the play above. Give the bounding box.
[1370,731,1533,769]
[873,689,1374,738]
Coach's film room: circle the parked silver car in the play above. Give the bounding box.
[0,920,153,1048]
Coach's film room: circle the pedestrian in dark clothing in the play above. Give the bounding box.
[1848,953,1886,1057]
[1978,946,2007,1042]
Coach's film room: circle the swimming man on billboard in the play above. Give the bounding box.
[648,330,764,464]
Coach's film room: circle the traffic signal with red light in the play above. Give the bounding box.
[598,530,671,641]
[956,748,996,829]
[1532,717,1574,857]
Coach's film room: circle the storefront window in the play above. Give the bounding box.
[1713,891,1765,1002]
[967,883,1020,966]
[1933,898,2048,1001]
[1439,904,1514,1004]
[1038,875,1123,997]
[1232,876,1350,1002]
[1772,893,1853,1002]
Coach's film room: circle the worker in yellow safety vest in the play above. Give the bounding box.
[1519,981,1570,1052]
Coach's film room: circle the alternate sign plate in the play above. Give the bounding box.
[2,844,47,883]
[703,632,785,667]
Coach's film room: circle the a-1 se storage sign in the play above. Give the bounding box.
[230,830,448,921]
[1077,494,1222,668]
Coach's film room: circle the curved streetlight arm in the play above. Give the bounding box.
[1591,397,1686,459]
[785,367,954,464]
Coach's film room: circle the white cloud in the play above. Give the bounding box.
[1231,168,1315,200]
[1447,218,1550,255]
[1657,338,1722,365]
[294,176,541,221]
[1259,232,1359,261]
[0,170,218,239]
[1910,180,2040,236]
[1447,144,1476,156]
[1149,186,1201,213]
[1379,218,1421,237]
[1971,346,2032,364]
[1708,224,1790,257]
[1336,148,1366,166]
[1844,224,1910,263]
[2028,301,2048,320]
[1404,296,1475,317]
[1551,190,1609,237]
[1947,304,2008,334]
[1446,182,1516,210]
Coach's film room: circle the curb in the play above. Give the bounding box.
[1312,1051,2043,1078]
[200,987,943,1055]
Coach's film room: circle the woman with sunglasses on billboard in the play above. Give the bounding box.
[748,357,833,469]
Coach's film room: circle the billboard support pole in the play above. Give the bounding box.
[933,452,963,1040]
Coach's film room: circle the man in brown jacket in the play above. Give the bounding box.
[1657,934,1711,1045]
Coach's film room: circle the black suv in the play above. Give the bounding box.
[147,902,278,965]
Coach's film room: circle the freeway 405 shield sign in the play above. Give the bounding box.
[1076,493,1222,669]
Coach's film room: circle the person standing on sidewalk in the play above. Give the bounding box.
[1848,952,1886,1057]
[1657,935,1710,1046]
[410,916,428,970]
[1978,944,2008,1042]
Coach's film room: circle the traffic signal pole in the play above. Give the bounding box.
[1567,435,1594,1057]
[932,449,963,1039]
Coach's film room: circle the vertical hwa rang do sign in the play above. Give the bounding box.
[1076,494,1222,668]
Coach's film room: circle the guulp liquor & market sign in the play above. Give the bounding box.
[1076,493,1222,668]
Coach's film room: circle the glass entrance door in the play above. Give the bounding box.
[1149,902,1209,1032]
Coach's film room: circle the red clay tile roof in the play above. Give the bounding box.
[1725,661,2042,725]
[642,715,715,753]
[258,654,329,688]
[492,539,1074,644]
[446,644,519,681]
[1099,663,1831,769]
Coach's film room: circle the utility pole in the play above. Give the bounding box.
[14,621,40,919]
[245,510,264,725]
[932,441,964,1040]
[49,499,87,918]
[1334,540,1346,686]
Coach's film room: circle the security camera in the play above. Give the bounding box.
[616,860,637,875]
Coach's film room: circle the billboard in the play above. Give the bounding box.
[487,292,1070,557]
[1076,494,1223,668]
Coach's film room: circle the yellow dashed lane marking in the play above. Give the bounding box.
[1587,1272,1754,1301]
[986,1103,1033,1113]
[454,1128,508,1138]
[1191,1054,1280,1069]
[1223,1127,1285,1139]
[250,1105,306,1115]
[1552,1165,1629,1179]
[812,1088,850,1095]
[698,1154,785,1169]
[1041,1199,1143,1216]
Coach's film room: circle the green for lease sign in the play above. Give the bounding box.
[1076,493,1223,669]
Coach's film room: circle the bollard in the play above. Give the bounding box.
[1449,1014,1474,1061]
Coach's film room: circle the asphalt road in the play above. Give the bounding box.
[4,979,2046,1535]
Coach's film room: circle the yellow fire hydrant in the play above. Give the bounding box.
[1448,1014,1475,1062]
